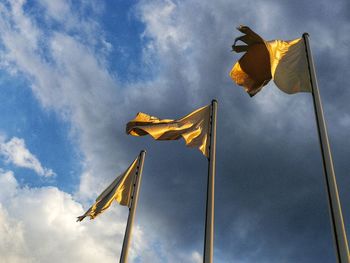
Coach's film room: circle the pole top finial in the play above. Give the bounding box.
[140,149,146,154]
[211,99,218,104]
[303,32,310,38]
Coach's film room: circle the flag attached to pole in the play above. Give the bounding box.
[77,156,139,221]
[230,25,312,96]
[126,105,211,157]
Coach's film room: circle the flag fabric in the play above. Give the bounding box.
[77,156,139,221]
[230,25,312,96]
[126,105,211,157]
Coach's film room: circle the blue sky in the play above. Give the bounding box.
[0,69,80,191]
[1,0,350,262]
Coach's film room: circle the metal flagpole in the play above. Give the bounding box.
[203,99,218,263]
[120,150,146,263]
[303,33,350,263]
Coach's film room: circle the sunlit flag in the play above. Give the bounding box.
[230,26,350,263]
[126,101,217,263]
[126,104,211,156]
[230,25,311,96]
[77,151,146,263]
[77,156,139,221]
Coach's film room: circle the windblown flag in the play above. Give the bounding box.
[126,105,211,157]
[77,156,139,221]
[230,25,312,96]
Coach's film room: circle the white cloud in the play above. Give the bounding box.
[0,204,30,263]
[0,169,204,263]
[190,251,202,263]
[0,137,55,177]
[0,0,124,197]
[0,169,17,200]
[138,0,191,53]
[1,0,348,262]
[0,169,121,263]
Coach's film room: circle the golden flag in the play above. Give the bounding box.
[126,105,211,157]
[77,156,139,221]
[230,25,312,96]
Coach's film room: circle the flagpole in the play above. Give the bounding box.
[203,99,217,263]
[120,150,146,263]
[303,33,350,263]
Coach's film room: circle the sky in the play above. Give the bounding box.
[0,0,350,262]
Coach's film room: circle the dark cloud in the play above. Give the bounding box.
[124,0,350,262]
[1,0,349,261]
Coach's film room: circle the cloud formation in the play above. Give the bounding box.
[0,169,122,263]
[0,0,350,262]
[0,137,55,177]
[0,168,201,263]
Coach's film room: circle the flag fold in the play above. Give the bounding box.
[230,25,312,96]
[77,156,139,222]
[126,105,211,157]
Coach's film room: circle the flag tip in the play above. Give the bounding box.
[236,24,246,30]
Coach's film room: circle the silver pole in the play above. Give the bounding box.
[303,33,349,263]
[120,150,146,263]
[203,99,217,263]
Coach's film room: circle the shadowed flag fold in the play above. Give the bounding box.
[126,105,211,157]
[77,156,139,222]
[230,25,312,96]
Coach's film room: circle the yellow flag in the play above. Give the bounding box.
[230,25,312,96]
[126,105,211,157]
[77,156,138,221]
